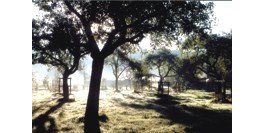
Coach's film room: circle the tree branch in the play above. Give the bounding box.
[64,1,100,57]
[164,66,173,78]
[37,50,69,70]
[117,65,129,78]
[197,66,217,79]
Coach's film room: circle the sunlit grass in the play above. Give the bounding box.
[176,90,232,111]
[32,89,231,133]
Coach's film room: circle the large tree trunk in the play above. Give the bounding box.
[84,58,104,133]
[62,72,70,101]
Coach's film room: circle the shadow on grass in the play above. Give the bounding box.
[32,99,55,116]
[32,99,74,133]
[99,114,109,122]
[77,114,109,124]
[120,94,231,133]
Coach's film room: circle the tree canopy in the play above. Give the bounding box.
[32,16,90,100]
[33,1,213,59]
[145,49,178,79]
[180,33,232,82]
[177,32,232,101]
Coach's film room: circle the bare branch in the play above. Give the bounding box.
[117,65,129,78]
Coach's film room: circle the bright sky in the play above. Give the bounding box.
[32,2,232,86]
[211,1,232,34]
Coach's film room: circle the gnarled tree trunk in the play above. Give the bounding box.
[84,57,104,133]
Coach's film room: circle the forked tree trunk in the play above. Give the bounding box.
[62,73,70,101]
[84,58,104,133]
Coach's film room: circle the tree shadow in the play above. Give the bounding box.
[32,99,55,116]
[77,114,109,124]
[32,99,70,133]
[99,114,109,123]
[153,94,181,105]
[120,94,231,133]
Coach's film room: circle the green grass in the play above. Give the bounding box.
[32,89,231,133]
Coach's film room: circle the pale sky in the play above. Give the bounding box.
[211,1,232,34]
[32,1,232,86]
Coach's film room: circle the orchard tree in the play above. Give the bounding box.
[177,58,202,89]
[33,1,213,132]
[105,50,129,91]
[202,33,232,101]
[176,36,206,88]
[32,16,90,100]
[131,60,150,93]
[179,33,232,101]
[145,49,179,94]
[115,49,150,92]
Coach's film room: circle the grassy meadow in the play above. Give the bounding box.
[32,89,231,133]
